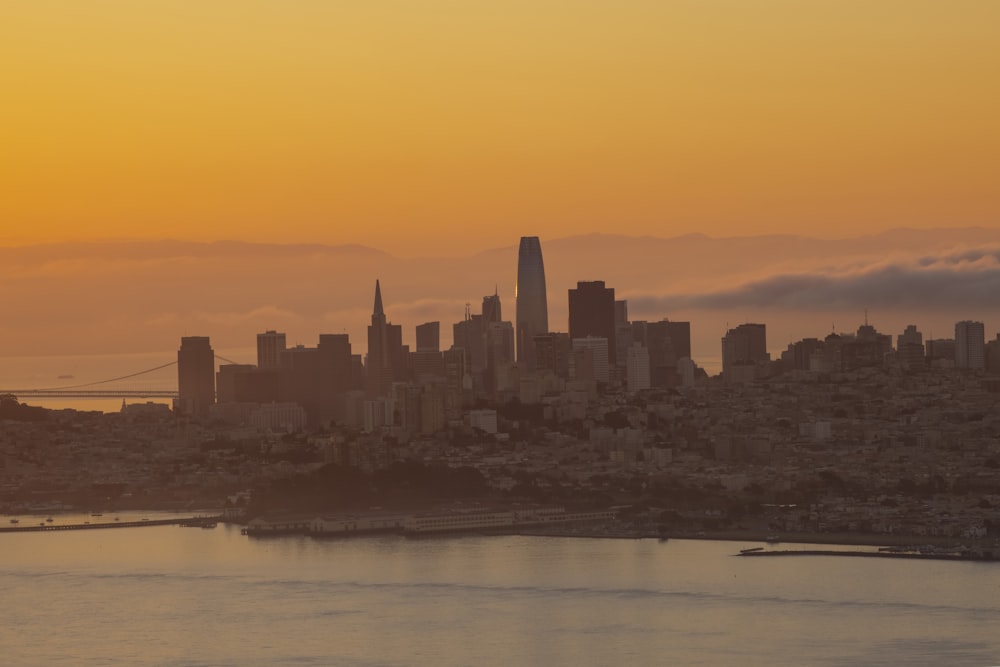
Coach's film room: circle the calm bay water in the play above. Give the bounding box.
[2,525,999,666]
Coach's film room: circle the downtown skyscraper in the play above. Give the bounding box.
[515,236,549,370]
[366,280,403,398]
[177,336,215,416]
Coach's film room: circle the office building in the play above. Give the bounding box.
[485,320,516,392]
[955,320,986,369]
[534,332,572,379]
[515,236,549,369]
[216,363,279,405]
[318,333,353,423]
[626,342,651,392]
[256,330,286,369]
[279,344,322,425]
[722,323,769,382]
[482,293,502,324]
[572,336,610,384]
[926,338,956,368]
[366,280,404,398]
[896,325,925,369]
[569,281,617,365]
[177,336,215,416]
[415,322,440,353]
[453,312,485,378]
[614,300,633,370]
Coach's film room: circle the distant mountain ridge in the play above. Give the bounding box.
[3,226,998,261]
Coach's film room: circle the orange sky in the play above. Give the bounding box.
[1,1,998,256]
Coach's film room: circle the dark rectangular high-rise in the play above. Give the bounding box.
[256,330,286,369]
[177,336,215,416]
[453,313,485,375]
[482,293,502,324]
[632,319,691,387]
[415,322,440,353]
[568,281,617,365]
[722,323,768,381]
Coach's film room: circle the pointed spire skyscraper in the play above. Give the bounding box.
[373,279,384,317]
[515,237,549,370]
[366,280,403,397]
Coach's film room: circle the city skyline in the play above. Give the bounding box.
[3,228,1000,370]
[4,4,999,664]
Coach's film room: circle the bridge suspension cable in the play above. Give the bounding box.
[216,355,246,366]
[32,361,179,391]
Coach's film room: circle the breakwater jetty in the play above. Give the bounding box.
[0,516,221,533]
[736,548,998,562]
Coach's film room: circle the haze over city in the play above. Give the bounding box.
[2,3,999,366]
[3,228,1000,369]
[3,3,1000,665]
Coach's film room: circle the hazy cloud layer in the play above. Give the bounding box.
[629,246,1000,312]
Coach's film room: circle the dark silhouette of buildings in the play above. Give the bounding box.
[632,319,691,387]
[216,363,279,404]
[569,280,617,365]
[453,294,516,395]
[926,338,956,367]
[177,336,215,415]
[515,236,548,370]
[534,332,572,379]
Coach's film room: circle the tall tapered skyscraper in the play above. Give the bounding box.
[367,280,403,398]
[515,236,548,369]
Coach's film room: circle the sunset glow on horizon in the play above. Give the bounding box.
[2,1,998,256]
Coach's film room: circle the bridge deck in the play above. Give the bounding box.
[0,390,178,398]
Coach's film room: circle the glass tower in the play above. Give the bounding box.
[515,236,549,369]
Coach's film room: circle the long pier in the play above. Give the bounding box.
[0,516,219,533]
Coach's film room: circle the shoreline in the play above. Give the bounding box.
[6,507,996,553]
[664,528,998,549]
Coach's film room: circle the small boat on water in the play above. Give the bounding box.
[201,522,218,530]
[9,518,19,524]
[91,512,103,517]
[46,517,54,523]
